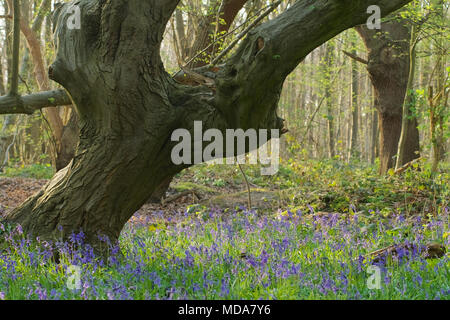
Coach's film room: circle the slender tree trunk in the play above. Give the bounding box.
[371,106,379,164]
[429,0,447,170]
[4,0,13,87]
[429,86,448,172]
[0,49,5,95]
[396,22,419,170]
[349,43,359,160]
[325,42,335,158]
[0,0,14,167]
[173,0,248,68]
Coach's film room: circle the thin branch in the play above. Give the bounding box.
[238,163,252,209]
[342,50,368,64]
[394,157,422,175]
[172,2,273,77]
[210,0,283,67]
[18,74,31,94]
[211,0,225,58]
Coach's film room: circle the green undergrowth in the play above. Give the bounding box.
[175,158,449,217]
[0,163,54,180]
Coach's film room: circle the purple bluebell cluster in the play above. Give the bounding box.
[0,205,448,300]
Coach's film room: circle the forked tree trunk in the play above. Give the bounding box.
[356,19,420,174]
[1,0,413,251]
[152,0,250,202]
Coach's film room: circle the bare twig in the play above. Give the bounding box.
[238,163,252,209]
[18,75,31,94]
[342,50,368,64]
[172,2,275,77]
[210,0,283,67]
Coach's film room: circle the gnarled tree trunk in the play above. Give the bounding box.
[1,0,413,251]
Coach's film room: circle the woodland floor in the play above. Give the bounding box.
[1,159,448,219]
[0,175,272,218]
[0,178,46,216]
[0,173,253,217]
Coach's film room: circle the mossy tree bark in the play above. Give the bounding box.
[1,0,412,250]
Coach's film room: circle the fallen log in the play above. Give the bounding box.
[394,157,423,175]
[365,242,446,264]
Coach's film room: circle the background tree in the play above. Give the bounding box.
[395,0,449,170]
[1,0,77,170]
[356,17,421,174]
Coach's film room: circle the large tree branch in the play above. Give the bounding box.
[0,90,72,115]
[0,0,412,128]
[213,0,413,130]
